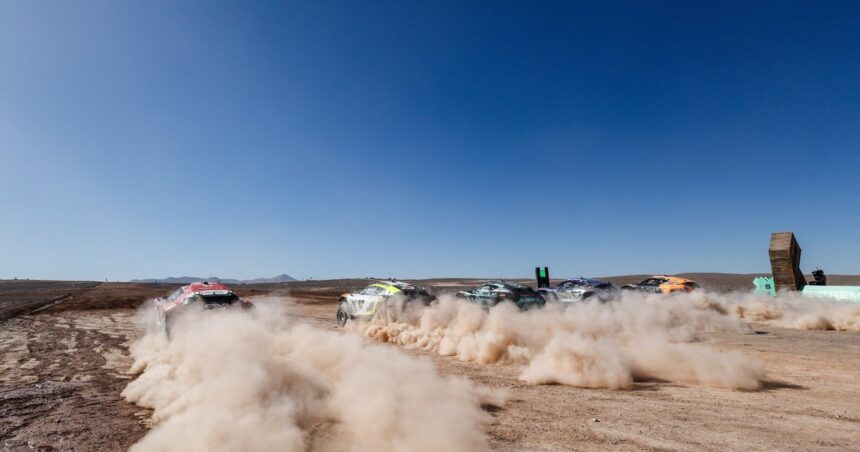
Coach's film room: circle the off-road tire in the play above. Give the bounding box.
[336,304,349,328]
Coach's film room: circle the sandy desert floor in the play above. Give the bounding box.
[1,280,858,451]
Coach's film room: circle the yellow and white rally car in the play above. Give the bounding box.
[336,280,436,327]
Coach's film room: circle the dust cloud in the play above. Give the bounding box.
[360,293,767,390]
[362,289,860,390]
[121,289,858,449]
[689,291,860,332]
[122,301,495,452]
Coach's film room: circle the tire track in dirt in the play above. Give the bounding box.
[1,310,150,450]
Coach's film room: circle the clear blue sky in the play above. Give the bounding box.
[2,1,858,281]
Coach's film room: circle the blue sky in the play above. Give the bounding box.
[2,1,858,281]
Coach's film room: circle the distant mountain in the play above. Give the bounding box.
[242,274,297,284]
[130,274,296,284]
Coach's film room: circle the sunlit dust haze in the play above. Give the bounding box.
[693,291,860,332]
[359,290,859,392]
[122,290,860,450]
[359,292,768,390]
[122,300,499,452]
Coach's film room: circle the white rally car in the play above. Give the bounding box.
[336,280,435,327]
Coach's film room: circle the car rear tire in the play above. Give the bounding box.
[336,304,349,328]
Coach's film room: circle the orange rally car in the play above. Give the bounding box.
[620,275,700,294]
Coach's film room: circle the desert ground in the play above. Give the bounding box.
[1,276,859,451]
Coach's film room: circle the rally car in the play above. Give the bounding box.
[537,277,619,303]
[620,275,699,294]
[154,281,252,335]
[336,280,436,327]
[457,281,545,310]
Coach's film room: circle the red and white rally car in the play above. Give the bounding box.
[154,280,252,335]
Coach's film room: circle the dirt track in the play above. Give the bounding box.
[1,281,859,451]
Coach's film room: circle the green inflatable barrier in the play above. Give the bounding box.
[801,285,860,304]
[753,277,776,296]
[752,276,860,304]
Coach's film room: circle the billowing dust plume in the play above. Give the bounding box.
[123,301,498,452]
[687,291,860,332]
[358,292,767,390]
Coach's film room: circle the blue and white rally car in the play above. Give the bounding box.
[537,278,618,304]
